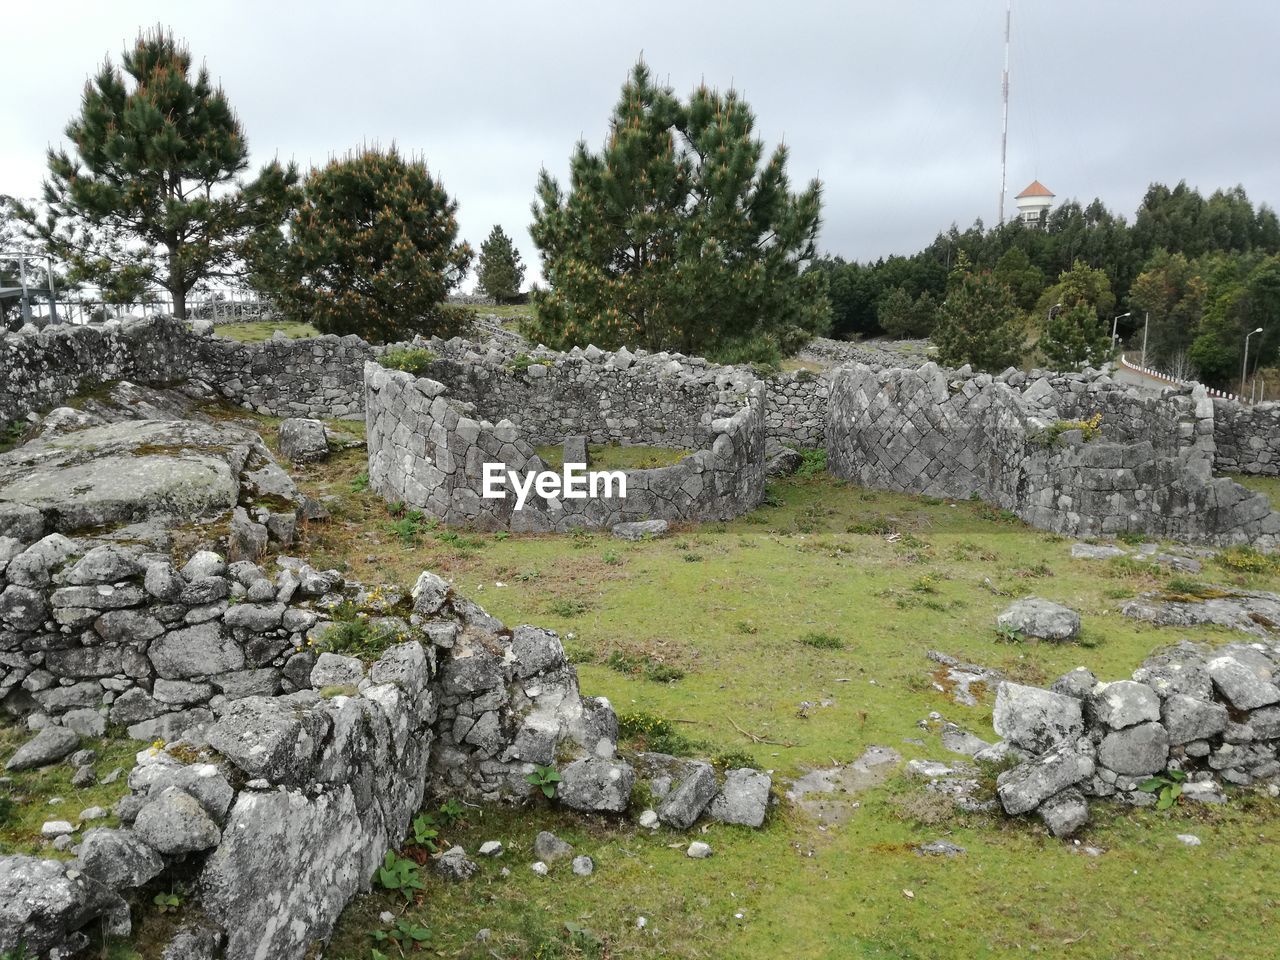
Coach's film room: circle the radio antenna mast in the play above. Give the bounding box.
[998,0,1011,226]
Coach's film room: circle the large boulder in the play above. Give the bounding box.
[203,696,328,784]
[997,597,1081,642]
[992,682,1084,754]
[5,726,80,771]
[0,420,251,534]
[1097,721,1170,776]
[277,418,330,465]
[708,768,772,827]
[6,533,79,587]
[76,827,165,889]
[556,758,635,813]
[132,787,222,855]
[996,745,1094,815]
[0,854,126,957]
[199,787,383,960]
[1038,787,1089,838]
[657,761,718,829]
[1161,694,1229,744]
[1086,680,1160,730]
[1206,655,1280,710]
[150,622,245,679]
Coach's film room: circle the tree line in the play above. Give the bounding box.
[811,183,1280,385]
[7,30,825,364]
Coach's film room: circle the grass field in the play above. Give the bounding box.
[213,320,319,342]
[535,443,692,471]
[256,430,1280,960]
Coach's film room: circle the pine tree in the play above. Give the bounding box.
[528,61,829,361]
[476,225,525,303]
[265,146,473,342]
[1040,304,1112,370]
[1035,260,1117,369]
[933,258,1025,371]
[21,27,294,319]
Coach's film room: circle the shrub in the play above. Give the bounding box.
[380,346,438,375]
[1215,545,1280,576]
[618,711,696,756]
[1034,412,1103,446]
[313,618,408,661]
[795,449,828,479]
[798,631,844,650]
[605,650,685,683]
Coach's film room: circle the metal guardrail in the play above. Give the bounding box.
[1118,353,1244,402]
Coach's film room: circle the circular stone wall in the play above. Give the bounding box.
[363,340,766,532]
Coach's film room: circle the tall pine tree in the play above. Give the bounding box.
[476,225,525,303]
[22,27,294,319]
[932,256,1025,372]
[264,146,473,342]
[529,61,828,361]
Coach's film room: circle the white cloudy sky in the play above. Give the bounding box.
[3,1,1279,288]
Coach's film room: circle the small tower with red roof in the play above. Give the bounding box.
[1014,180,1054,228]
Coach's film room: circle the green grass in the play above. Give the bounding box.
[535,443,692,471]
[0,725,139,855]
[167,448,1280,959]
[1228,471,1280,504]
[464,302,535,319]
[214,320,319,342]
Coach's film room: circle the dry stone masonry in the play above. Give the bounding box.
[364,338,767,530]
[826,362,1280,547]
[988,637,1280,836]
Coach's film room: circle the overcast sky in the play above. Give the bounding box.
[4,1,1279,289]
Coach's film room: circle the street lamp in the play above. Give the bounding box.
[1242,327,1265,399]
[1111,312,1131,353]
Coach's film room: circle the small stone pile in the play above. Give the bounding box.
[989,638,1280,837]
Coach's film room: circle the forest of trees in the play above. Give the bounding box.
[811,182,1280,388]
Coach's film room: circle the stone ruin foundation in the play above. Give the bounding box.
[826,361,1280,549]
[363,338,767,531]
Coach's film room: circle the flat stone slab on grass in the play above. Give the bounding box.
[784,745,900,827]
[1122,589,1280,638]
[611,519,669,541]
[1070,543,1127,560]
[997,597,1081,642]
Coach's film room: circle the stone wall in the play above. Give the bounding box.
[988,639,1280,837]
[191,333,374,419]
[364,341,767,531]
[826,363,1280,547]
[0,317,378,425]
[763,369,829,448]
[0,532,622,958]
[0,317,196,425]
[1212,398,1280,475]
